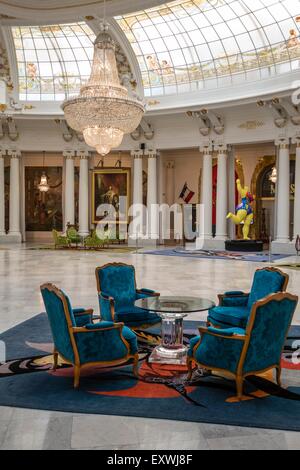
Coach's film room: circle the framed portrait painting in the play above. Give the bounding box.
[92,168,131,224]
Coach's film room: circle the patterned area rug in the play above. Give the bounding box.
[140,248,291,263]
[0,314,299,431]
[27,246,137,253]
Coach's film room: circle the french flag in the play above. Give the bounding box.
[179,183,195,204]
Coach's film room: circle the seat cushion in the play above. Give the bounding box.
[208,306,250,328]
[247,270,285,308]
[115,305,161,327]
[122,326,138,354]
[188,335,200,356]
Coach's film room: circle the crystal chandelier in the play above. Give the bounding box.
[38,152,49,193]
[62,23,144,156]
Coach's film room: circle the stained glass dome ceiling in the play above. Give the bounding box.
[8,0,300,104]
[12,23,95,101]
[115,0,300,97]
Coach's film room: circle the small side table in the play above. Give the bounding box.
[135,296,215,365]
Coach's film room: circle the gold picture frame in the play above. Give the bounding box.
[92,168,131,224]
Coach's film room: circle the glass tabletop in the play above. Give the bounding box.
[135,296,215,314]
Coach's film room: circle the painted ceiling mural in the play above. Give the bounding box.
[116,0,300,96]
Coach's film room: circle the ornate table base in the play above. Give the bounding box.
[149,316,188,365]
[134,296,215,366]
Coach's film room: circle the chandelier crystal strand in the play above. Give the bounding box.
[62,22,144,156]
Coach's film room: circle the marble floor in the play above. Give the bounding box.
[0,244,299,450]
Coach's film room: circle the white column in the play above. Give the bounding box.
[0,150,5,236]
[165,161,175,206]
[132,150,143,207]
[63,151,75,229]
[200,144,213,241]
[78,151,90,236]
[293,137,300,241]
[162,161,175,241]
[146,149,159,241]
[215,145,228,245]
[275,139,290,243]
[130,149,144,240]
[228,146,237,240]
[8,150,22,242]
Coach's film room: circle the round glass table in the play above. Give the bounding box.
[135,296,215,364]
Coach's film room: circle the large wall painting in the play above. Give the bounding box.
[92,169,131,224]
[25,167,63,231]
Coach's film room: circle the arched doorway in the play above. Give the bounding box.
[252,156,295,242]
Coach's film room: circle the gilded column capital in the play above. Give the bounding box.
[7,149,21,159]
[215,144,228,156]
[275,137,290,149]
[145,149,158,159]
[131,149,144,159]
[292,135,300,147]
[63,150,75,159]
[77,150,90,160]
[199,143,213,154]
[166,160,175,169]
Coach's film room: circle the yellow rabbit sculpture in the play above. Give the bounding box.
[227,179,254,241]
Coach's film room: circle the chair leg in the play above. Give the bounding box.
[53,350,58,372]
[187,358,193,381]
[276,366,282,387]
[236,375,244,401]
[133,354,139,378]
[74,365,81,389]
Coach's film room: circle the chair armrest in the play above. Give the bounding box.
[72,308,94,327]
[199,326,246,340]
[85,321,114,330]
[136,288,160,299]
[225,291,245,296]
[73,308,94,316]
[99,292,115,322]
[72,322,123,333]
[218,292,249,307]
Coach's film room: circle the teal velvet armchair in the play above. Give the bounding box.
[95,263,161,329]
[188,292,298,400]
[41,283,139,388]
[207,267,289,329]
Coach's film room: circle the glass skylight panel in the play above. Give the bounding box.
[116,0,300,97]
[12,22,95,101]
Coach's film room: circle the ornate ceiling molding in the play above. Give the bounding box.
[0,35,12,89]
[0,0,167,24]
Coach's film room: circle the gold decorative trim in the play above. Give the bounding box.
[238,121,265,130]
[147,100,160,106]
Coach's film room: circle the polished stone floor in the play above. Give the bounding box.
[0,244,299,450]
